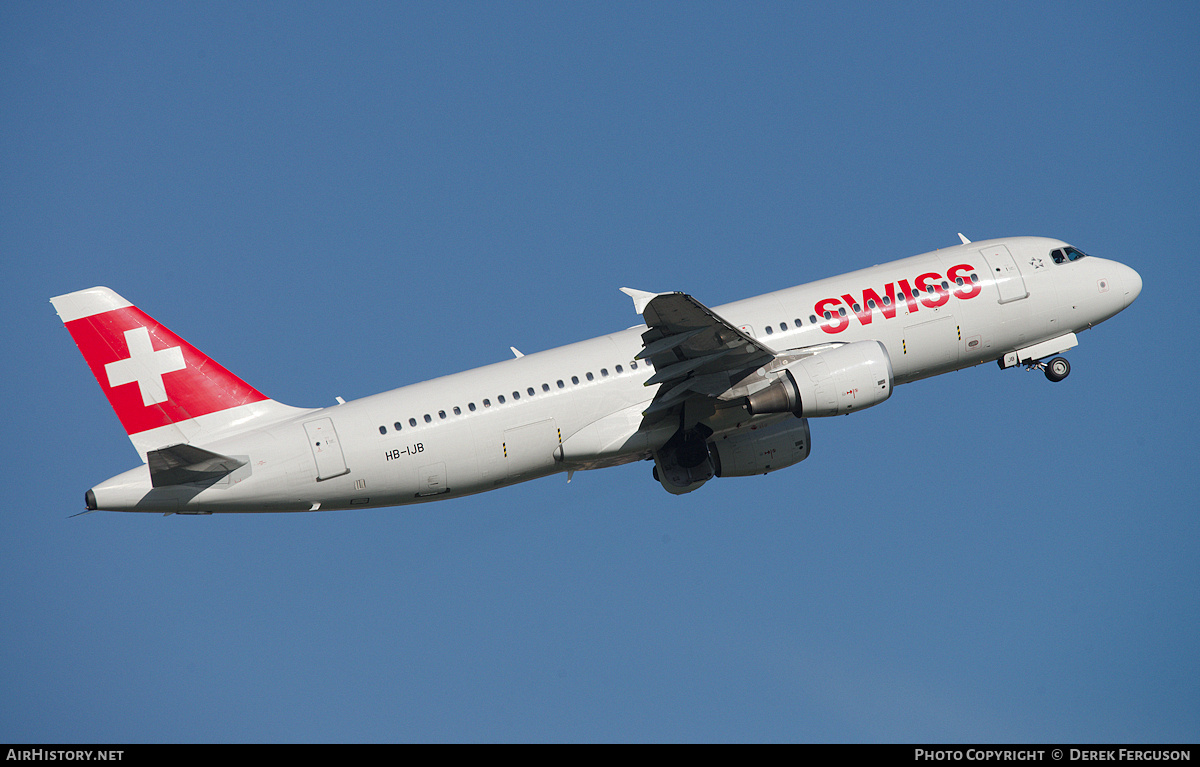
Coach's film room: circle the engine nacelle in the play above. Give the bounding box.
[746,340,893,418]
[710,417,812,477]
[652,427,716,495]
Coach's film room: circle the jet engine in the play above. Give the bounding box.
[746,340,893,418]
[652,426,716,495]
[710,417,811,477]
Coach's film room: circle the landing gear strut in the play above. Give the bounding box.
[1026,356,1071,382]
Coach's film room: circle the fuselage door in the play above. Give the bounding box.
[979,245,1028,304]
[304,417,349,481]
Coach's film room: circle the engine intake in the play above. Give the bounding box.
[652,426,716,495]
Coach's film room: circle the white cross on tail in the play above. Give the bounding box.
[104,327,186,406]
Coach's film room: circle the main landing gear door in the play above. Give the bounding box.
[304,417,350,481]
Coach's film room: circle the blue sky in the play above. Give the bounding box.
[3,1,1197,742]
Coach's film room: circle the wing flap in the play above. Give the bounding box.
[625,290,776,423]
[644,348,734,386]
[635,327,706,360]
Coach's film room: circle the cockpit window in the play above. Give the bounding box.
[1051,246,1088,264]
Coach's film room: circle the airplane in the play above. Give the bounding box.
[52,235,1141,514]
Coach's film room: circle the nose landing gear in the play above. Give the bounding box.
[1026,356,1071,382]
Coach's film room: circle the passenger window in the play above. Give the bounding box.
[586,372,594,381]
[571,376,579,385]
[810,315,818,323]
[469,403,476,412]
[438,410,446,419]
[630,361,638,369]
[616,365,624,373]
[512,391,520,400]
[409,418,417,427]
[765,325,774,335]
[379,425,387,435]
[600,369,608,377]
[557,380,565,389]
[780,322,787,331]
[498,395,506,404]
[424,414,432,423]
[453,406,461,415]
[395,422,403,431]
[794,318,802,328]
[542,383,550,392]
[483,399,491,408]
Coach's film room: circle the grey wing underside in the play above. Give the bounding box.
[621,289,776,427]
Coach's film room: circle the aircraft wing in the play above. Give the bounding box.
[621,289,776,422]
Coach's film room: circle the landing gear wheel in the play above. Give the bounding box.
[1045,356,1070,382]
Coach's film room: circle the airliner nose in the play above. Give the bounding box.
[1122,264,1142,308]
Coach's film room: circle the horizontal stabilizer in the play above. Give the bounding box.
[147,444,246,488]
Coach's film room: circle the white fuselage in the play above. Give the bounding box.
[87,237,1140,513]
